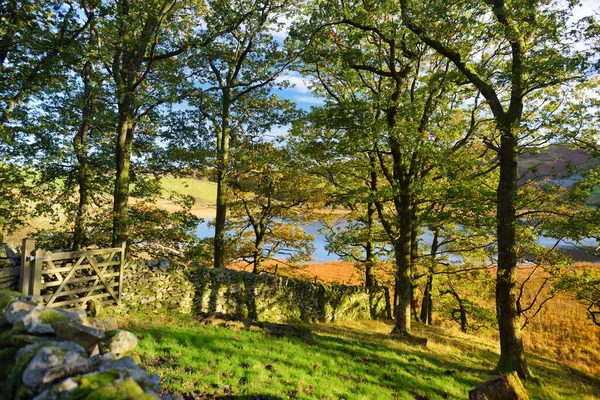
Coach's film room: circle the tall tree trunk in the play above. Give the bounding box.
[110,0,174,249]
[410,202,420,322]
[112,99,135,247]
[365,199,376,287]
[214,91,231,269]
[73,58,94,251]
[495,125,530,377]
[365,153,379,287]
[252,229,264,274]
[420,228,439,324]
[391,190,412,335]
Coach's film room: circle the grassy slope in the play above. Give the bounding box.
[160,177,217,206]
[121,313,600,400]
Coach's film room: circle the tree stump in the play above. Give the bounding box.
[468,372,530,400]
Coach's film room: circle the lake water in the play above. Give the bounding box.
[196,219,599,263]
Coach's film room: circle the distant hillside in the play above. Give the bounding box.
[518,144,595,186]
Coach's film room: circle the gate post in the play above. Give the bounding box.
[30,248,43,297]
[118,242,126,305]
[19,238,35,295]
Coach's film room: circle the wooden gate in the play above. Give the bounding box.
[20,239,125,309]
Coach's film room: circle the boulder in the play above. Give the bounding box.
[97,356,157,388]
[468,372,530,400]
[100,330,138,357]
[20,341,89,390]
[5,300,39,325]
[55,320,105,354]
[22,308,83,335]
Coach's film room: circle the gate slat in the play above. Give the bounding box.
[39,247,124,262]
[50,292,113,309]
[45,255,87,307]
[41,272,119,288]
[87,255,120,305]
[40,282,119,299]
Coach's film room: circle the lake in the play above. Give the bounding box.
[196,219,599,263]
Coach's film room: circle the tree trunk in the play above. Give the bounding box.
[365,200,376,287]
[73,57,94,251]
[252,230,264,274]
[495,125,530,377]
[420,228,439,324]
[391,191,412,335]
[410,202,420,322]
[112,99,135,247]
[420,273,433,324]
[365,153,378,287]
[214,91,231,269]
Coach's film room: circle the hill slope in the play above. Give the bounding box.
[121,313,600,400]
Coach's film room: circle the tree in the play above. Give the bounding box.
[189,0,299,269]
[291,0,483,338]
[0,0,91,239]
[226,141,321,273]
[399,0,591,377]
[291,109,388,288]
[107,0,204,247]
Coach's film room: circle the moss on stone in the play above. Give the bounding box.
[4,342,48,400]
[0,329,12,347]
[121,351,142,364]
[77,369,121,387]
[38,309,71,328]
[0,290,19,314]
[67,375,154,400]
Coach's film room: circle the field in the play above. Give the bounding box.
[269,260,600,378]
[155,176,218,218]
[120,311,600,399]
[8,170,600,397]
[117,258,600,399]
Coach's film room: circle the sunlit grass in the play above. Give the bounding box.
[159,176,217,206]
[120,313,600,400]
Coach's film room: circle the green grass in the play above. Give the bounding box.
[160,176,217,206]
[121,314,600,400]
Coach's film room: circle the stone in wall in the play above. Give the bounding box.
[0,291,162,400]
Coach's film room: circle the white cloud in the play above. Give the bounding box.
[294,95,325,105]
[276,72,314,93]
[268,15,294,41]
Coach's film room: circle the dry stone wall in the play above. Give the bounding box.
[117,262,390,323]
[117,260,195,315]
[193,267,391,323]
[0,290,161,400]
[0,244,19,291]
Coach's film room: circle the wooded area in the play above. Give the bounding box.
[1,0,599,380]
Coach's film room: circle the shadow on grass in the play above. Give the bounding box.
[128,315,600,400]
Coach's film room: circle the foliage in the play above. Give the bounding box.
[224,141,323,272]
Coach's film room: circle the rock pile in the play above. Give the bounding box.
[0,290,161,400]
